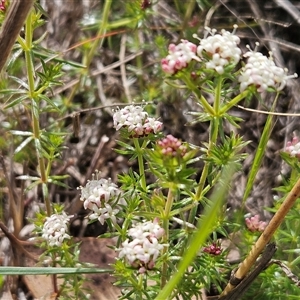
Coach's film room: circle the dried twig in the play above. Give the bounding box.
[274,0,300,24]
[271,259,300,286]
[0,0,34,72]
[219,243,277,300]
[221,176,300,296]
[0,155,23,236]
[0,221,38,262]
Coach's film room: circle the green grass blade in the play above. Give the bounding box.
[0,267,113,275]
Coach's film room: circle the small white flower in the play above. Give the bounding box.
[161,40,199,75]
[78,171,124,225]
[42,212,73,247]
[113,105,163,136]
[285,136,300,159]
[113,105,147,131]
[118,219,166,273]
[89,203,120,225]
[129,220,165,240]
[79,177,120,208]
[239,44,298,92]
[143,117,163,135]
[196,25,241,74]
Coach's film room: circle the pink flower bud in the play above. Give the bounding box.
[245,214,267,232]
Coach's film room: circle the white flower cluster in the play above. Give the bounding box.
[42,212,73,247]
[78,171,124,225]
[285,136,300,159]
[161,27,298,93]
[113,105,162,137]
[196,25,241,74]
[118,219,166,273]
[239,44,298,92]
[161,40,199,75]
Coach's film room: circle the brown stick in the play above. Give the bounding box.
[219,243,277,299]
[220,175,300,296]
[0,221,38,262]
[0,0,34,72]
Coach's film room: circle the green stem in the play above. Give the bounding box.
[25,17,35,96]
[189,79,222,222]
[194,90,215,116]
[161,188,174,288]
[66,0,112,106]
[219,89,250,115]
[134,31,144,93]
[24,11,51,216]
[180,0,196,40]
[191,117,219,209]
[51,253,58,296]
[86,0,111,68]
[133,138,146,192]
[181,73,215,116]
[214,77,223,115]
[194,100,221,200]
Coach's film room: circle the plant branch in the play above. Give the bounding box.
[24,11,51,216]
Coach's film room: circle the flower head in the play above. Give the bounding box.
[239,43,298,92]
[118,219,166,273]
[113,105,162,137]
[78,171,124,225]
[42,212,73,247]
[161,40,199,75]
[203,242,222,256]
[157,134,187,157]
[0,0,5,12]
[196,25,241,74]
[245,214,267,232]
[285,136,300,160]
[141,0,151,10]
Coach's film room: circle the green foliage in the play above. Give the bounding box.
[1,1,300,299]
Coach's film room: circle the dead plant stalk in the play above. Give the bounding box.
[221,175,300,296]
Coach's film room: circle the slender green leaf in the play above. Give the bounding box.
[38,94,61,112]
[8,76,29,90]
[14,136,34,154]
[42,183,49,201]
[0,89,27,95]
[10,130,33,136]
[34,137,43,155]
[48,179,69,188]
[0,266,112,275]
[195,0,211,10]
[7,48,23,69]
[24,180,42,192]
[17,175,40,181]
[3,95,28,109]
[32,50,86,69]
[33,31,48,45]
[49,175,69,180]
